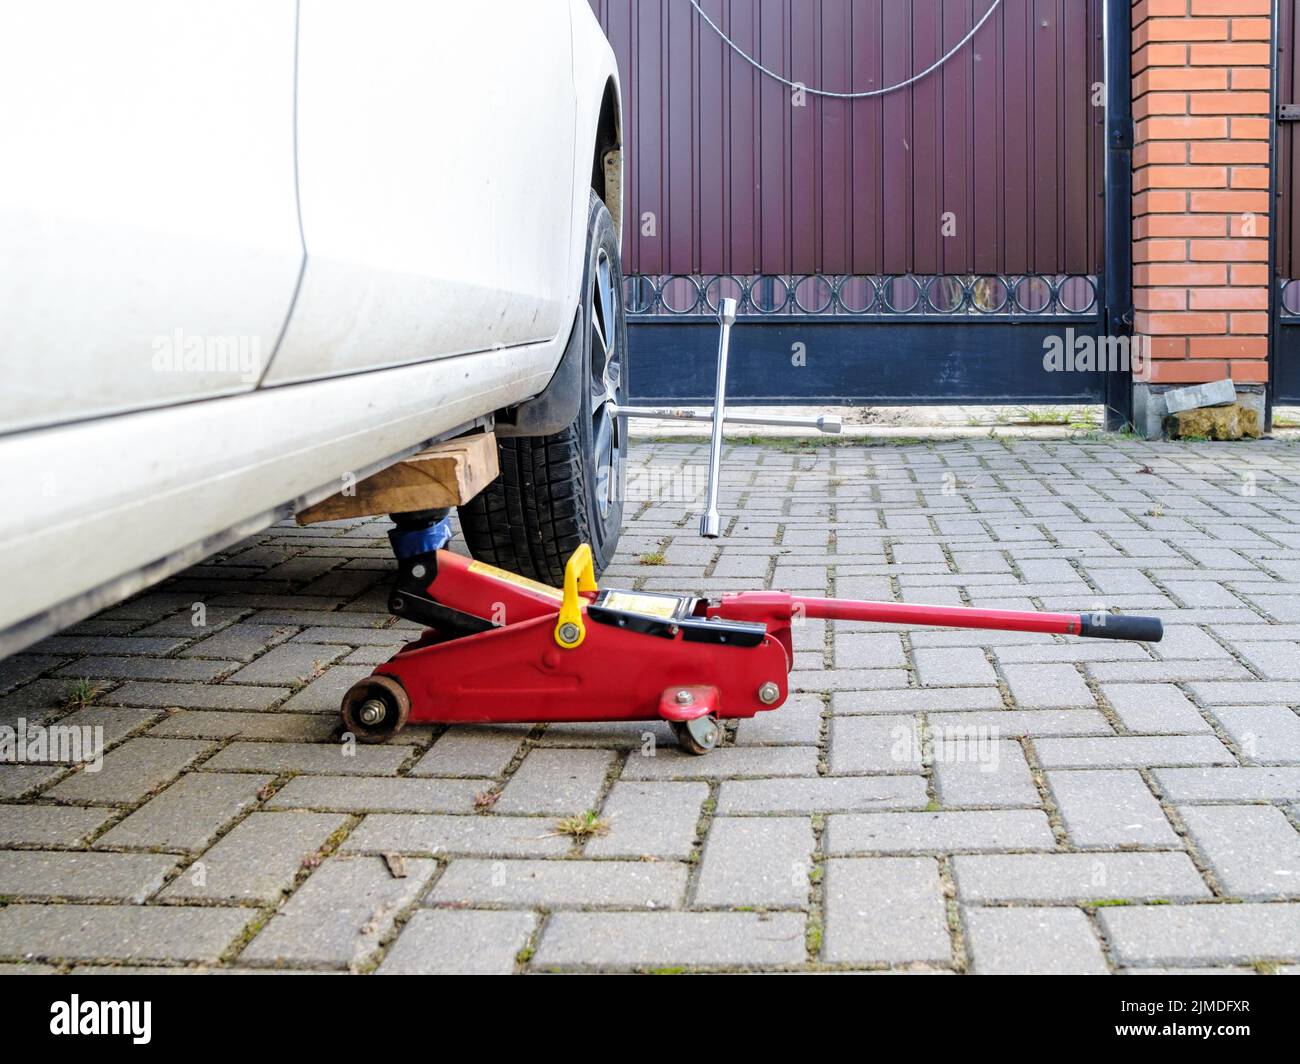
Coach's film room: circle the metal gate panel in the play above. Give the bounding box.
[591,0,1109,405]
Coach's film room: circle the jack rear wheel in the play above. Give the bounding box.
[672,715,721,756]
[341,675,410,744]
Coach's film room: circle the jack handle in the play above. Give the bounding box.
[766,596,1163,643]
[554,544,598,649]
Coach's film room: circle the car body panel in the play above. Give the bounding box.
[263,0,578,384]
[0,0,303,434]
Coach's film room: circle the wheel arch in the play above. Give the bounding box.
[590,76,623,243]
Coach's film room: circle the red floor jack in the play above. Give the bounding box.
[341,542,1162,753]
[341,299,1162,752]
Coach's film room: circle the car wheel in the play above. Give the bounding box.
[458,190,627,585]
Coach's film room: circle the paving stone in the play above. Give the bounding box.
[494,748,614,815]
[202,740,408,776]
[162,811,348,902]
[0,765,63,799]
[834,633,906,669]
[179,623,296,662]
[226,644,346,686]
[952,852,1211,903]
[1046,769,1179,848]
[276,664,375,714]
[695,817,814,907]
[533,911,806,969]
[964,906,1109,974]
[1187,681,1300,705]
[621,745,818,780]
[97,772,273,852]
[1002,664,1095,710]
[1153,766,1300,802]
[0,904,255,963]
[1099,903,1300,966]
[734,694,823,745]
[832,688,1005,714]
[1033,736,1234,770]
[1179,805,1300,899]
[717,775,928,814]
[409,727,526,778]
[266,776,483,814]
[0,851,175,902]
[1212,705,1300,765]
[823,857,951,965]
[103,682,290,710]
[54,657,233,682]
[1228,641,1300,680]
[914,648,996,687]
[1101,683,1212,734]
[0,805,116,847]
[341,814,570,857]
[147,710,337,743]
[47,738,215,804]
[827,810,1054,854]
[428,859,687,909]
[378,910,535,974]
[587,781,706,859]
[933,739,1040,807]
[243,855,436,967]
[830,716,920,774]
[928,709,1111,737]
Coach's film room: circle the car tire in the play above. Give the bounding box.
[458,190,627,586]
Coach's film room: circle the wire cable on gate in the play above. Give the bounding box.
[687,0,1004,99]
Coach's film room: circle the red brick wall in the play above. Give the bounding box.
[1131,0,1273,387]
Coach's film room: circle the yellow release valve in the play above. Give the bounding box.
[554,544,598,649]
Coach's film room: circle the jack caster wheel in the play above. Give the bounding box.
[672,714,721,756]
[340,675,410,744]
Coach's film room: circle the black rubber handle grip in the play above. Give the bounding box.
[1077,613,1163,643]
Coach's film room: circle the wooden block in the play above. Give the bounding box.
[296,433,499,525]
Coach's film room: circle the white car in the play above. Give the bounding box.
[0,0,627,658]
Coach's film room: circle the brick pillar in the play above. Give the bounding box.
[1130,0,1273,435]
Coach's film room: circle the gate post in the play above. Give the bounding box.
[1104,0,1136,432]
[1129,0,1276,437]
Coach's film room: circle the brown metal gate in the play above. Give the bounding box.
[589,0,1112,405]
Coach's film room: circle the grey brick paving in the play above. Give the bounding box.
[1212,705,1300,765]
[1099,903,1300,966]
[47,738,216,804]
[933,739,1040,807]
[1179,805,1300,898]
[4,436,1300,973]
[162,811,348,902]
[1046,770,1179,848]
[716,775,928,814]
[494,748,614,815]
[952,852,1211,903]
[964,907,1109,974]
[0,805,115,847]
[0,904,255,963]
[0,851,175,902]
[695,817,814,907]
[341,814,570,858]
[587,781,706,858]
[242,855,436,968]
[97,773,273,852]
[428,859,687,909]
[265,776,483,814]
[823,857,951,964]
[534,911,807,969]
[827,810,1054,854]
[378,910,535,974]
